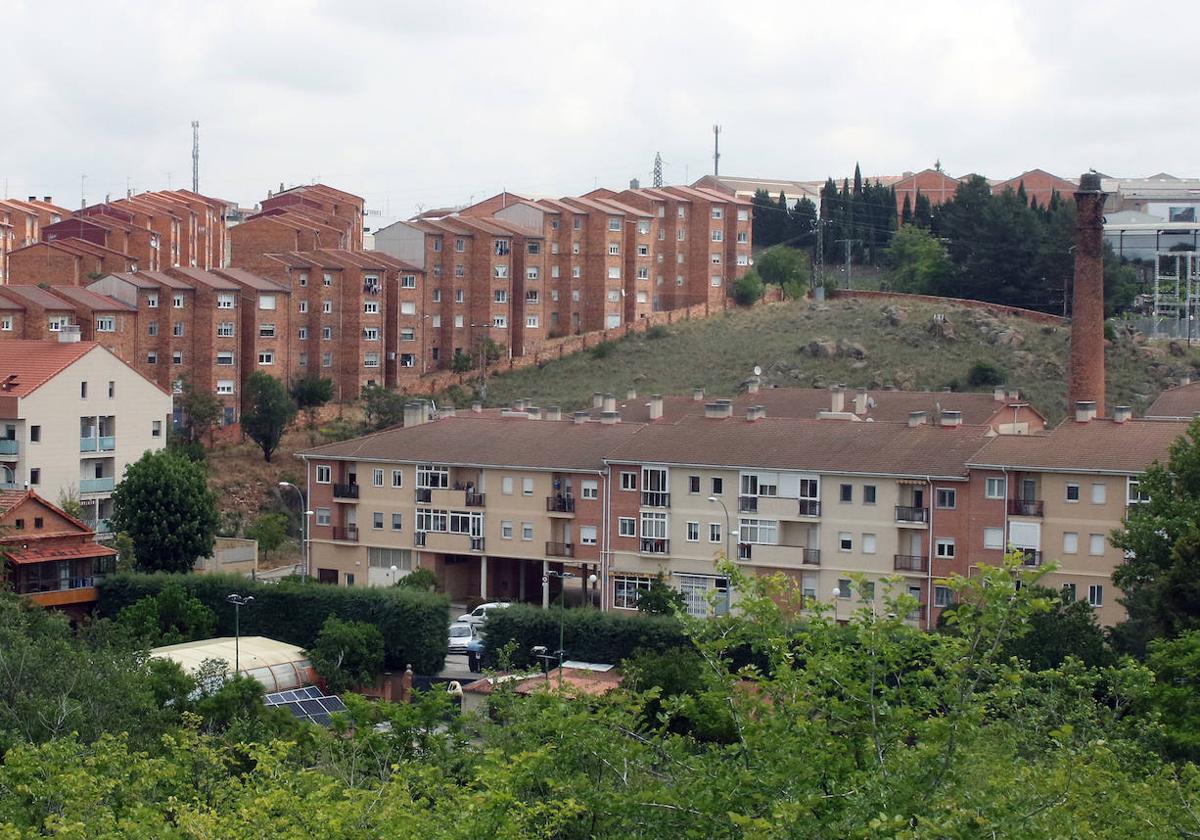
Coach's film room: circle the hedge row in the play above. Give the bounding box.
[481,604,688,669]
[97,573,450,674]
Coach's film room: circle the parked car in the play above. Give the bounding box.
[466,636,484,673]
[447,621,477,654]
[456,601,511,626]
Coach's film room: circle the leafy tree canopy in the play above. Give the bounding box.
[241,372,297,462]
[308,615,385,693]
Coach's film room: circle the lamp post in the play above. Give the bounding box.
[707,495,732,562]
[390,564,398,586]
[540,570,599,681]
[225,593,254,673]
[278,481,312,582]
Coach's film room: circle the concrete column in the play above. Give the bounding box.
[479,556,488,598]
[542,560,550,608]
[518,560,526,601]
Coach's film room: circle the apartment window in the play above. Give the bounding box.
[298,352,308,367]
[372,512,384,530]
[522,478,534,496]
[711,477,723,495]
[316,465,332,483]
[145,319,158,337]
[1063,583,1077,600]
[172,294,184,308]
[494,239,510,256]
[618,517,636,537]
[392,513,403,531]
[608,267,620,279]
[607,290,620,303]
[617,472,636,491]
[298,327,308,340]
[1065,483,1080,502]
[432,289,441,303]
[298,272,309,286]
[737,232,749,244]
[1091,482,1106,504]
[258,294,276,310]
[363,328,380,341]
[401,274,417,288]
[501,476,514,495]
[322,327,333,340]
[494,289,508,303]
[455,289,465,303]
[710,276,723,287]
[985,477,1005,499]
[837,579,851,599]
[571,290,581,301]
[146,293,159,308]
[29,426,40,443]
[572,267,581,279]
[152,420,162,438]
[551,265,560,279]
[216,351,234,366]
[1088,585,1104,608]
[364,352,381,368]
[860,533,877,554]
[299,300,309,313]
[323,273,333,286]
[935,586,954,608]
[315,508,331,526]
[217,321,235,337]
[371,468,384,488]
[172,351,183,365]
[637,291,648,303]
[493,316,507,329]
[494,265,509,279]
[935,538,956,558]
[169,321,184,338]
[321,352,332,368]
[637,267,649,280]
[573,216,583,230]
[80,381,88,399]
[983,527,1003,549]
[217,293,235,309]
[322,300,332,314]
[936,489,957,509]
[95,317,115,332]
[608,242,620,256]
[521,522,534,541]
[216,380,234,395]
[839,484,852,503]
[501,521,513,539]
[1063,532,1079,554]
[454,315,464,328]
[581,480,598,500]
[711,229,724,242]
[432,240,442,253]
[1089,534,1105,556]
[432,315,441,328]
[388,469,403,488]
[526,267,539,280]
[364,301,379,314]
[400,301,416,315]
[258,351,274,365]
[686,522,700,542]
[259,324,276,338]
[711,253,722,264]
[526,316,539,328]
[637,244,650,257]
[688,475,701,494]
[837,532,852,552]
[614,575,651,609]
[146,352,158,364]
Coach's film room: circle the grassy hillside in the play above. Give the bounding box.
[474,297,1200,424]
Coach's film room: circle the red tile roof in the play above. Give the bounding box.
[969,418,1192,474]
[0,285,77,311]
[1146,382,1200,419]
[0,341,97,397]
[47,286,136,312]
[7,542,118,566]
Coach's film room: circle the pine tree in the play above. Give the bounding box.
[1016,181,1028,206]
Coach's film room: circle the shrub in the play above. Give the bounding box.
[645,325,670,340]
[591,340,615,360]
[244,513,289,555]
[309,616,385,693]
[967,361,1005,387]
[395,568,439,592]
[480,603,686,669]
[733,272,765,306]
[97,573,449,674]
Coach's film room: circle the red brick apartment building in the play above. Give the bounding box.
[256,183,365,251]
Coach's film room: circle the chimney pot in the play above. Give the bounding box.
[1183,376,1192,386]
[27,196,35,202]
[1113,405,1132,423]
[545,406,562,421]
[693,387,705,401]
[599,410,620,425]
[746,405,766,421]
[573,411,590,424]
[1074,400,1097,423]
[830,384,846,414]
[993,386,1006,401]
[908,411,927,427]
[514,398,526,411]
[626,388,637,400]
[471,401,482,414]
[592,392,604,409]
[704,401,734,419]
[747,377,760,394]
[853,388,868,415]
[602,393,617,413]
[939,410,963,427]
[648,394,664,420]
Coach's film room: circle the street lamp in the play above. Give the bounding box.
[279,481,312,583]
[540,570,599,680]
[225,593,254,673]
[707,495,732,562]
[390,564,399,586]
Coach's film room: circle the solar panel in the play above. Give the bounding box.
[320,696,347,712]
[262,687,346,726]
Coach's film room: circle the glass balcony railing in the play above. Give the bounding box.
[98,436,115,451]
[79,477,115,493]
[0,439,17,455]
[80,437,98,452]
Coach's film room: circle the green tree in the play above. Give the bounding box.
[174,374,223,446]
[1142,630,1200,762]
[241,372,297,463]
[309,615,385,693]
[245,512,289,555]
[732,270,765,306]
[290,374,334,428]
[116,582,217,645]
[394,567,439,592]
[999,586,1114,670]
[56,486,84,521]
[450,349,474,374]
[967,361,1006,387]
[361,383,407,430]
[110,450,218,573]
[884,224,952,294]
[637,573,686,615]
[754,245,810,292]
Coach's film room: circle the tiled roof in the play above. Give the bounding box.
[0,490,29,514]
[968,418,1192,474]
[7,542,118,566]
[0,341,97,397]
[606,415,991,478]
[1146,382,1200,419]
[137,270,193,290]
[0,285,77,310]
[46,286,136,312]
[299,415,642,472]
[212,268,289,292]
[167,267,239,290]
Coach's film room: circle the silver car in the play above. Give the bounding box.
[448,621,477,654]
[456,601,512,626]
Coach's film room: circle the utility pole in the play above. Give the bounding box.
[652,152,663,188]
[834,238,861,290]
[712,125,721,177]
[815,220,824,289]
[80,174,86,210]
[191,121,200,193]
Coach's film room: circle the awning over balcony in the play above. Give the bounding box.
[6,543,118,565]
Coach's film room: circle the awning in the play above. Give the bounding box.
[6,543,118,565]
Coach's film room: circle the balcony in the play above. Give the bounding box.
[465,492,486,507]
[84,518,113,535]
[415,488,432,504]
[895,505,930,525]
[546,541,575,558]
[414,531,427,547]
[738,496,758,513]
[79,477,115,494]
[1016,549,1043,567]
[99,436,115,451]
[470,536,485,552]
[333,483,359,500]
[17,576,98,595]
[0,439,17,456]
[80,437,98,452]
[1007,499,1044,517]
[332,525,359,542]
[546,495,576,514]
[641,491,670,508]
[640,537,670,555]
[737,543,821,565]
[797,499,822,517]
[894,554,928,572]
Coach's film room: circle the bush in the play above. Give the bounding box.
[733,272,765,306]
[591,341,616,360]
[395,568,439,592]
[97,573,449,674]
[967,362,1005,388]
[480,603,686,669]
[244,513,289,555]
[645,325,670,340]
[309,616,385,693]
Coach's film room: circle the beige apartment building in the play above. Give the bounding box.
[0,338,172,533]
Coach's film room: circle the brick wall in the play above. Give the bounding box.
[828,289,1064,326]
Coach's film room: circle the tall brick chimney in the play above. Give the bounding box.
[1067,172,1107,416]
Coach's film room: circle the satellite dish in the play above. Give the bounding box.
[753,366,762,377]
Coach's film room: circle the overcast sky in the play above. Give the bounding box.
[4,0,1197,224]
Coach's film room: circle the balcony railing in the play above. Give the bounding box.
[465,492,486,507]
[738,496,758,513]
[895,505,930,524]
[79,477,115,494]
[470,536,485,552]
[641,491,670,508]
[1007,499,1044,517]
[0,439,18,456]
[80,437,98,452]
[333,483,359,500]
[797,499,821,517]
[415,488,432,504]
[98,436,115,451]
[332,525,359,542]
[414,531,427,547]
[84,518,113,535]
[1017,549,1043,567]
[802,548,820,565]
[737,543,821,565]
[546,495,576,513]
[894,554,928,572]
[16,576,98,595]
[640,537,669,555]
[546,541,575,558]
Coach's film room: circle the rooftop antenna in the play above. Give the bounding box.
[191,120,199,192]
[80,174,86,210]
[713,124,721,177]
[653,152,663,188]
